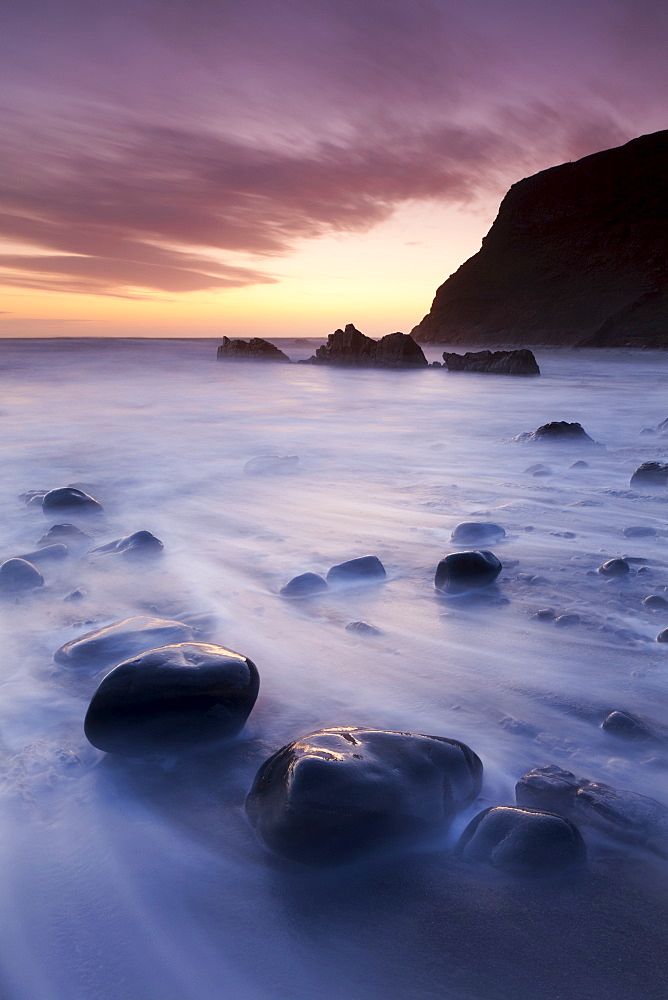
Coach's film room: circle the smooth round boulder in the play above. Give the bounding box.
[457,805,585,875]
[326,555,386,585]
[84,642,259,755]
[55,615,195,667]
[42,487,103,515]
[0,557,44,593]
[38,523,91,547]
[602,710,652,741]
[89,530,163,559]
[18,543,68,564]
[657,625,668,640]
[246,727,482,866]
[435,550,502,594]
[598,558,630,577]
[630,462,668,488]
[644,595,668,610]
[279,572,328,598]
[450,522,506,545]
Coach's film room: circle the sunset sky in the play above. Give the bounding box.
[1,0,666,338]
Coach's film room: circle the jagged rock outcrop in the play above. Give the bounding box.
[412,130,668,347]
[308,324,427,367]
[442,349,539,374]
[217,337,290,362]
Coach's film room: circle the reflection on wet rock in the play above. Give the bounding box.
[0,557,44,592]
[326,555,386,585]
[279,572,328,598]
[84,642,260,755]
[54,615,195,667]
[42,487,103,515]
[89,530,163,559]
[435,550,502,594]
[246,727,482,866]
[457,805,586,874]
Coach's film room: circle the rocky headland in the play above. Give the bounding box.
[411,130,668,348]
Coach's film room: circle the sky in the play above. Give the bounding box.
[0,0,666,338]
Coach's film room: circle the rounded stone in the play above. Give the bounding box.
[244,455,299,475]
[279,572,328,598]
[435,550,502,594]
[89,530,163,559]
[42,487,103,515]
[84,642,260,755]
[623,526,657,538]
[602,710,652,741]
[326,555,386,585]
[457,805,585,874]
[55,615,196,667]
[246,727,482,866]
[38,523,91,547]
[0,557,44,593]
[598,558,630,576]
[644,595,668,610]
[19,543,68,563]
[450,522,506,545]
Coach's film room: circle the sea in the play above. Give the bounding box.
[0,337,666,1000]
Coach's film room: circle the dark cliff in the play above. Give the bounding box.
[411,130,668,348]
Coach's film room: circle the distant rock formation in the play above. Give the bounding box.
[217,337,290,361]
[307,324,427,367]
[513,421,603,448]
[411,130,668,348]
[442,349,540,375]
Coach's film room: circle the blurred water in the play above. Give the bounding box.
[0,338,666,1000]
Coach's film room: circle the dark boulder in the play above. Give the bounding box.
[457,805,585,874]
[246,727,482,866]
[657,624,668,638]
[55,615,195,667]
[18,543,68,563]
[279,572,328,598]
[244,454,299,475]
[623,526,656,538]
[598,558,630,577]
[513,421,603,448]
[630,462,668,487]
[216,337,290,362]
[450,521,506,545]
[644,595,668,610]
[38,523,91,547]
[525,463,552,476]
[42,487,103,515]
[307,324,427,368]
[326,555,386,585]
[88,530,163,559]
[435,550,502,594]
[516,764,668,856]
[442,349,540,375]
[602,710,653,741]
[570,460,589,469]
[84,642,260,755]
[0,557,44,592]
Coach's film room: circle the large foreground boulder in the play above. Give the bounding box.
[84,642,260,755]
[55,616,195,667]
[457,805,585,874]
[308,324,427,368]
[442,349,540,375]
[435,550,502,594]
[246,727,482,866]
[216,337,290,362]
[516,764,668,856]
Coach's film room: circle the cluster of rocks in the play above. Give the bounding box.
[442,349,540,375]
[280,555,386,597]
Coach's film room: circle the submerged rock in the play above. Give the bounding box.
[525,463,552,476]
[630,462,668,488]
[598,558,630,577]
[434,550,502,594]
[327,555,386,585]
[602,710,653,741]
[570,460,589,469]
[457,805,585,874]
[516,764,668,856]
[514,421,603,447]
[279,572,328,598]
[38,523,91,547]
[0,557,44,592]
[246,727,482,866]
[345,621,381,636]
[55,615,195,667]
[88,530,163,559]
[243,455,299,475]
[624,526,657,538]
[216,337,290,362]
[42,487,103,515]
[554,613,580,627]
[18,543,68,563]
[307,324,427,368]
[442,349,540,375]
[84,642,260,755]
[450,522,506,545]
[644,595,668,610]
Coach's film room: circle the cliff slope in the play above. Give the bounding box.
[411,131,668,347]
